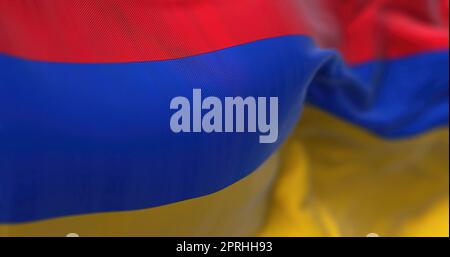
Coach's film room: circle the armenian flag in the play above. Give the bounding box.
[0,0,448,236]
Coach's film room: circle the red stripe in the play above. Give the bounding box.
[0,0,307,63]
[318,0,449,64]
[1,0,447,64]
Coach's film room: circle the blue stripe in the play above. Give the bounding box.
[2,35,447,223]
[306,50,449,138]
[0,35,326,223]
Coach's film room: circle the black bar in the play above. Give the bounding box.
[0,237,448,256]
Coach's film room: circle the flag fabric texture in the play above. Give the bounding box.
[0,0,448,236]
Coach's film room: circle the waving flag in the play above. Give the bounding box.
[0,0,448,236]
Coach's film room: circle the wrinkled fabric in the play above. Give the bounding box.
[0,0,448,236]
